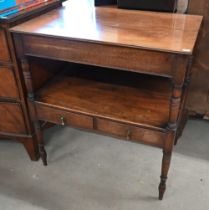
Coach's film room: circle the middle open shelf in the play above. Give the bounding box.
[34,63,172,131]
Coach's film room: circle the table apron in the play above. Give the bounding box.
[21,34,177,78]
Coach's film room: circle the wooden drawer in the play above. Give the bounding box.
[96,118,165,147]
[35,103,93,130]
[0,66,19,99]
[0,30,10,62]
[0,102,27,134]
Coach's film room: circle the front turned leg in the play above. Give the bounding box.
[39,144,47,166]
[35,121,47,166]
[158,150,172,200]
[158,54,188,199]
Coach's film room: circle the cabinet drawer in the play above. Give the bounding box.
[0,66,19,99]
[0,30,10,62]
[0,102,27,134]
[96,118,164,147]
[36,103,93,130]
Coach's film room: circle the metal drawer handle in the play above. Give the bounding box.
[126,128,132,140]
[60,116,65,126]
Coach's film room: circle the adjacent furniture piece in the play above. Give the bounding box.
[187,0,209,118]
[117,0,177,12]
[95,0,117,6]
[11,0,202,199]
[0,0,62,160]
[95,0,178,12]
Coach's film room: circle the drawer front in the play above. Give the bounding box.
[96,118,165,147]
[0,66,19,99]
[0,103,27,134]
[0,30,10,62]
[36,103,93,130]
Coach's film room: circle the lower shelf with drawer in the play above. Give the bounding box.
[0,102,27,134]
[0,66,19,99]
[33,69,170,147]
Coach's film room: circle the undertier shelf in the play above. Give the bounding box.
[35,67,172,130]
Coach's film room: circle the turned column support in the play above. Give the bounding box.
[159,85,183,200]
[159,55,189,200]
[20,57,47,166]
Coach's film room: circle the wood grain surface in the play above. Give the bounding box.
[36,72,171,129]
[11,0,202,54]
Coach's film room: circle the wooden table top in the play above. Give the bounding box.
[10,0,202,54]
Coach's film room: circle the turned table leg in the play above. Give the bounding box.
[158,129,174,200]
[35,121,47,166]
[158,55,190,199]
[159,150,172,200]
